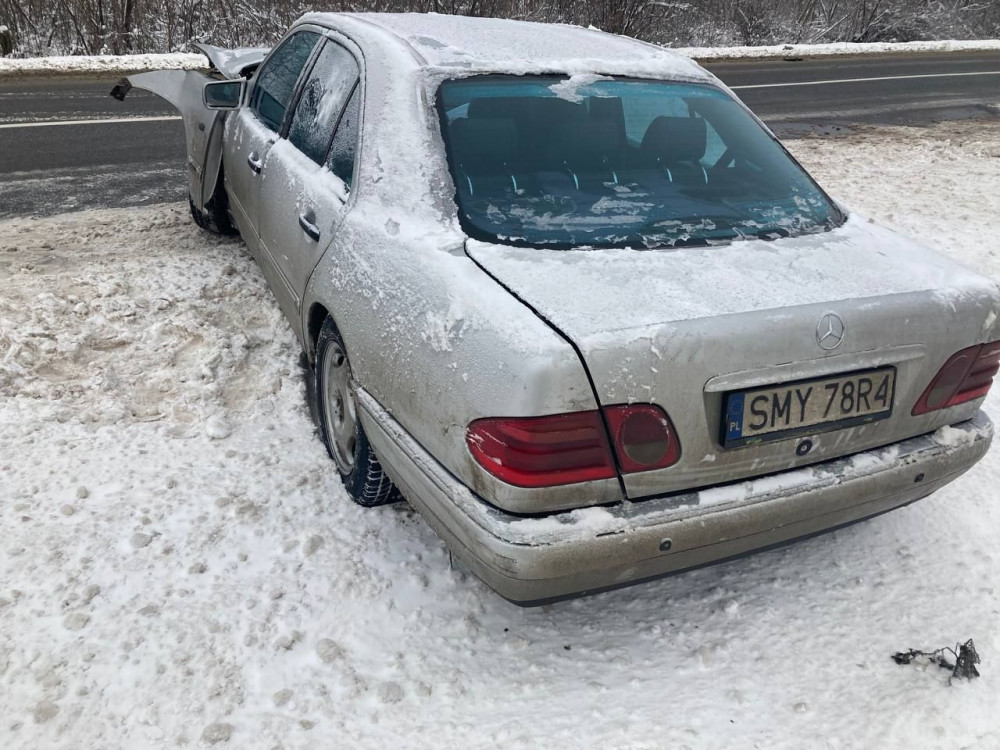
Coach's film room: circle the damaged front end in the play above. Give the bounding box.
[109,43,268,213]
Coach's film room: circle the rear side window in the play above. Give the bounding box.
[288,40,360,165]
[250,31,321,132]
[327,85,361,188]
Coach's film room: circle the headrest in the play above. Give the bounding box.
[449,117,517,175]
[547,121,618,171]
[640,116,707,164]
[587,96,627,147]
[468,96,587,126]
[467,97,524,120]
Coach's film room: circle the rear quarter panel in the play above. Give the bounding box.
[296,19,625,513]
[303,210,624,512]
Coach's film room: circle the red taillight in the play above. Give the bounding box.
[604,404,681,473]
[466,412,617,488]
[912,341,1000,415]
[466,405,682,487]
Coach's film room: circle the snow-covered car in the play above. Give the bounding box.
[113,13,999,604]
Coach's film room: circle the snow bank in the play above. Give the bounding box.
[0,52,205,78]
[3,121,1000,748]
[674,37,1000,61]
[4,36,999,78]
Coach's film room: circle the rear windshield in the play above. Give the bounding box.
[437,76,842,249]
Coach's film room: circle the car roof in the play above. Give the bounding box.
[301,12,712,81]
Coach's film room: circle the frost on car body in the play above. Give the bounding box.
[111,12,999,604]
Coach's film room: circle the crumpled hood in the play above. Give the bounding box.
[192,43,269,79]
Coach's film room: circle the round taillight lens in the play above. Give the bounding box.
[620,409,670,466]
[603,404,681,473]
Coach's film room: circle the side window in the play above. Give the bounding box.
[327,85,361,189]
[287,41,360,165]
[249,31,321,132]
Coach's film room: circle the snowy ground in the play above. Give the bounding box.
[2,120,1000,749]
[3,38,1000,77]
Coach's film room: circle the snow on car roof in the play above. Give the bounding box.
[289,12,719,281]
[303,12,712,80]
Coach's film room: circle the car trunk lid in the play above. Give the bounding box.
[466,212,1000,499]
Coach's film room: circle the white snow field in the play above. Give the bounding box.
[3,120,1000,749]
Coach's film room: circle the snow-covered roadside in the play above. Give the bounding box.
[3,37,1000,77]
[787,119,1000,277]
[675,37,1000,61]
[0,52,205,78]
[3,121,1000,749]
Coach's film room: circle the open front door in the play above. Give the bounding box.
[111,69,226,213]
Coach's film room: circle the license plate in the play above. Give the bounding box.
[723,367,896,448]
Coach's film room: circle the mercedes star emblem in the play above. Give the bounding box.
[816,313,846,350]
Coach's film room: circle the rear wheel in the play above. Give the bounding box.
[315,317,402,507]
[189,171,237,236]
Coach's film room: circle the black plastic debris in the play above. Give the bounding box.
[109,78,133,102]
[892,639,981,682]
[954,640,982,680]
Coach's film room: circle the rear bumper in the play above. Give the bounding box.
[357,389,993,605]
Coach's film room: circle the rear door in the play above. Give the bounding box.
[224,29,322,256]
[256,38,362,338]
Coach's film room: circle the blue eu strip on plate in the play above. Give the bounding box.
[725,392,745,443]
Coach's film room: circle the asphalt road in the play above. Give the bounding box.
[1,51,999,218]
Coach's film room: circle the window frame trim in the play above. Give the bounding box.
[316,28,366,200]
[266,24,366,204]
[284,37,360,171]
[246,25,325,136]
[322,79,362,191]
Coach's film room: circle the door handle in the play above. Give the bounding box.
[298,213,320,241]
[247,153,262,174]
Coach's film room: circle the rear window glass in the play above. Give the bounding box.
[438,76,842,249]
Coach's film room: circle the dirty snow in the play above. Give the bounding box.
[4,121,1000,748]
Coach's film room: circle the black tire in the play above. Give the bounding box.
[189,171,237,236]
[315,317,402,507]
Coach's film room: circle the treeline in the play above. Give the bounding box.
[1,0,999,57]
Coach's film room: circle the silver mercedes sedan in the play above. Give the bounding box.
[115,13,999,604]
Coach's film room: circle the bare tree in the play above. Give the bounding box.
[2,0,999,57]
